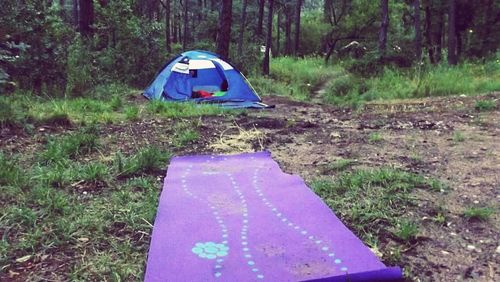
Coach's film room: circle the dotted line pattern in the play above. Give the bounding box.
[226,172,265,280]
[251,167,349,273]
[180,164,228,279]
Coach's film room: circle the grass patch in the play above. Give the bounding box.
[368,132,384,143]
[0,153,26,188]
[323,62,500,107]
[463,207,495,221]
[452,131,465,142]
[475,99,497,111]
[124,106,140,121]
[312,168,440,243]
[40,128,100,163]
[172,123,200,148]
[146,101,228,118]
[249,57,342,100]
[326,159,357,172]
[115,147,172,178]
[392,220,419,241]
[0,97,26,129]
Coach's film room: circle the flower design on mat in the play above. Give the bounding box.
[191,242,229,259]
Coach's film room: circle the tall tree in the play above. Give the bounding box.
[159,0,172,52]
[378,0,389,59]
[263,0,274,75]
[414,0,422,61]
[284,3,293,55]
[256,0,265,38]
[276,7,281,55]
[237,0,248,56]
[216,0,233,58]
[72,0,79,27]
[447,0,457,65]
[424,0,434,63]
[182,0,189,49]
[294,0,302,55]
[78,0,94,37]
[324,0,333,24]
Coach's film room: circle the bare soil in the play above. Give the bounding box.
[1,93,499,281]
[199,94,500,282]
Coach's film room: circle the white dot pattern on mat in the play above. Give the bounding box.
[181,164,229,279]
[250,165,349,273]
[226,171,265,280]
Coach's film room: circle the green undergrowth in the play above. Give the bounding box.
[324,61,500,107]
[0,86,235,131]
[0,120,176,280]
[249,56,343,100]
[312,168,446,245]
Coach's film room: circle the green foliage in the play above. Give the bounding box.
[65,38,95,96]
[0,97,26,128]
[452,131,465,142]
[463,207,495,221]
[173,124,200,148]
[80,163,109,182]
[124,106,140,121]
[146,101,228,118]
[474,99,497,111]
[326,159,357,172]
[250,57,342,100]
[115,147,172,177]
[324,62,500,107]
[40,129,100,163]
[368,132,384,143]
[392,220,419,242]
[0,153,26,188]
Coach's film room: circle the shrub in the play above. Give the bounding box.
[65,38,95,97]
[475,100,497,111]
[0,97,25,128]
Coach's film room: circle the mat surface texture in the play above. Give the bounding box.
[145,152,402,281]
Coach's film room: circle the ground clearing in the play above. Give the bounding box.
[1,92,498,281]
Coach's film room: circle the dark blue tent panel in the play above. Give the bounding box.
[144,50,268,108]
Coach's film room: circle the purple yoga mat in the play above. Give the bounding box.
[145,152,402,282]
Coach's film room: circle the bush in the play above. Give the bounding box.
[65,38,95,97]
[0,97,26,128]
[475,99,497,111]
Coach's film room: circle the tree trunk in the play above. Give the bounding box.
[424,1,435,63]
[237,0,248,57]
[59,0,66,19]
[436,8,444,62]
[284,3,292,55]
[324,0,333,24]
[72,0,79,27]
[414,0,422,61]
[78,0,94,37]
[165,0,171,52]
[182,0,189,50]
[276,9,281,56]
[216,0,233,58]
[263,0,274,75]
[256,0,265,38]
[294,0,302,55]
[447,0,457,65]
[378,0,389,59]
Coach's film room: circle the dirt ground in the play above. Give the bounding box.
[1,93,498,281]
[196,93,500,281]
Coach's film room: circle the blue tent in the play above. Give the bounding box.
[144,50,270,109]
